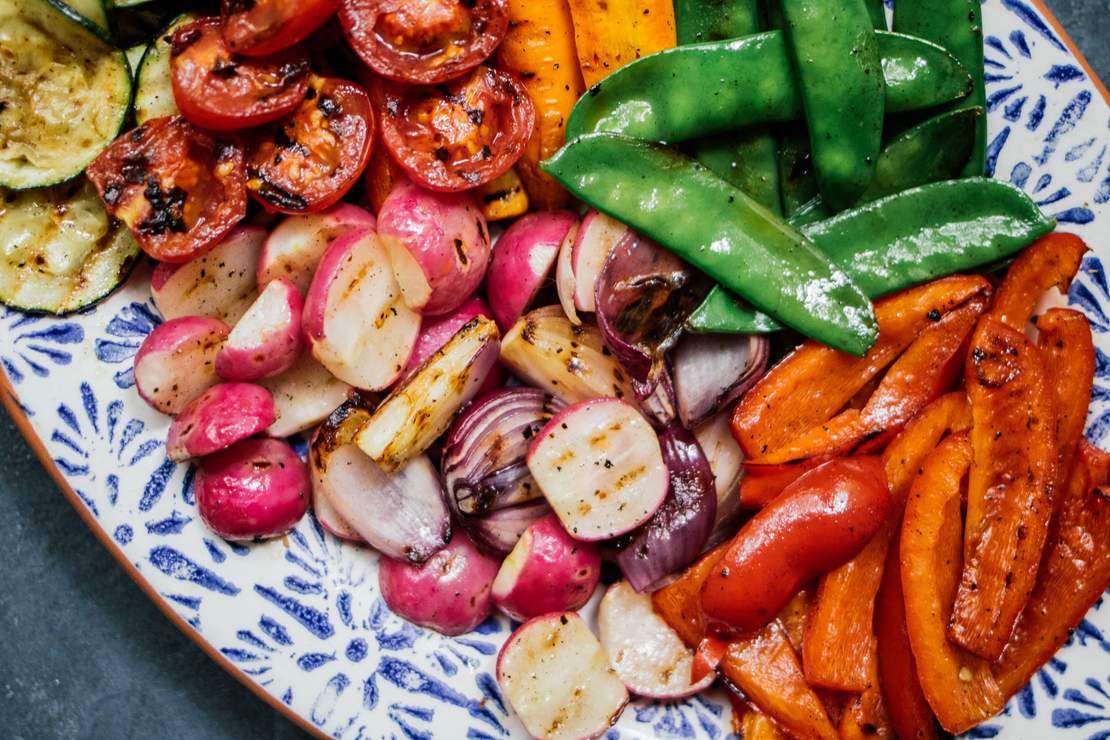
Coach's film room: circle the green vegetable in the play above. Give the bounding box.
[778,126,820,218]
[566,31,971,144]
[687,177,1055,333]
[676,0,762,43]
[894,0,986,175]
[543,133,878,355]
[864,0,886,29]
[134,13,196,125]
[780,0,884,209]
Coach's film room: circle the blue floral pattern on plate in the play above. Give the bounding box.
[2,0,1109,736]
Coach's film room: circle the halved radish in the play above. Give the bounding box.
[310,395,450,562]
[258,353,352,438]
[356,316,500,472]
[496,612,629,740]
[134,316,229,415]
[215,278,304,381]
[151,226,264,325]
[313,478,363,542]
[555,222,580,324]
[572,211,629,313]
[527,398,668,541]
[486,211,578,330]
[257,204,376,293]
[598,581,716,699]
[492,513,601,622]
[302,228,420,391]
[402,296,505,395]
[166,383,276,462]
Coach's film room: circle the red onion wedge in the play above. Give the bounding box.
[356,316,500,472]
[671,332,770,430]
[527,397,669,541]
[555,222,580,324]
[464,498,551,557]
[694,411,747,550]
[501,306,636,404]
[572,210,629,313]
[634,366,677,429]
[595,230,707,385]
[313,475,363,542]
[598,581,716,699]
[310,394,450,563]
[486,210,578,331]
[616,424,716,592]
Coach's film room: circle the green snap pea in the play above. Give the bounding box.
[566,31,971,145]
[894,0,986,175]
[543,133,878,355]
[676,0,762,43]
[686,177,1055,333]
[864,0,887,30]
[778,127,819,218]
[780,0,884,210]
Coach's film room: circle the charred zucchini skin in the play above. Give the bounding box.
[0,0,131,189]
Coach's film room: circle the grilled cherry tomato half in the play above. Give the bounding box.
[340,0,508,84]
[377,66,534,192]
[222,0,340,57]
[246,76,374,214]
[170,17,311,131]
[87,116,247,263]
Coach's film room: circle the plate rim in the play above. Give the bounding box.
[2,2,1106,736]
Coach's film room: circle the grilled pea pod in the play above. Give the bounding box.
[566,31,971,144]
[543,133,878,355]
[686,177,1054,333]
[676,0,762,42]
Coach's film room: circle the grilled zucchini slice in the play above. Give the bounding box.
[0,0,131,189]
[133,13,196,125]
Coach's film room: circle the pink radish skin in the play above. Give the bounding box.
[526,398,669,541]
[257,204,376,293]
[302,228,420,390]
[196,438,310,541]
[166,383,276,462]
[555,223,580,324]
[379,530,500,636]
[134,316,229,415]
[215,278,304,381]
[492,513,601,622]
[377,180,490,316]
[571,211,629,313]
[597,581,716,699]
[259,353,352,438]
[404,297,505,394]
[152,226,265,325]
[486,211,578,330]
[496,612,630,740]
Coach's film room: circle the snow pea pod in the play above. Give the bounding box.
[676,0,761,43]
[864,0,886,29]
[781,0,884,209]
[542,133,878,355]
[687,178,1054,333]
[894,0,986,175]
[566,31,971,144]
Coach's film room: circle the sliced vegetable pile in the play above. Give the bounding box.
[1,0,1105,738]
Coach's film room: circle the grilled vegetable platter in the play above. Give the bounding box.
[1,0,1105,736]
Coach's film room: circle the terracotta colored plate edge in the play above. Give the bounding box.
[1,2,1106,735]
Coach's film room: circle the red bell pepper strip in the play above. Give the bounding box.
[738,457,830,509]
[901,433,1004,733]
[952,317,1057,661]
[990,232,1088,330]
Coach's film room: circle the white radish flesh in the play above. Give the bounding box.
[166,383,276,462]
[526,398,668,541]
[257,204,376,293]
[356,315,500,473]
[501,306,635,404]
[215,278,304,381]
[598,581,715,699]
[571,211,629,313]
[496,612,629,740]
[302,228,420,391]
[151,226,263,325]
[258,353,352,438]
[134,316,229,415]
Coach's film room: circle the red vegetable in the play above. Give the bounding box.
[86,116,247,263]
[169,17,310,131]
[222,0,339,57]
[701,457,890,636]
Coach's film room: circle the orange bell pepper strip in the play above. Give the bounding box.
[738,457,829,509]
[363,135,407,212]
[738,706,786,740]
[901,433,1005,733]
[733,275,991,457]
[839,673,894,740]
[564,0,677,87]
[990,232,1088,330]
[801,392,972,692]
[777,586,813,654]
[994,440,1110,697]
[1037,307,1095,502]
[718,622,840,740]
[496,0,585,210]
[875,528,940,740]
[951,317,1057,661]
[473,168,530,221]
[651,544,727,648]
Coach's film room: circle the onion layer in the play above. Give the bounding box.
[672,332,770,429]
